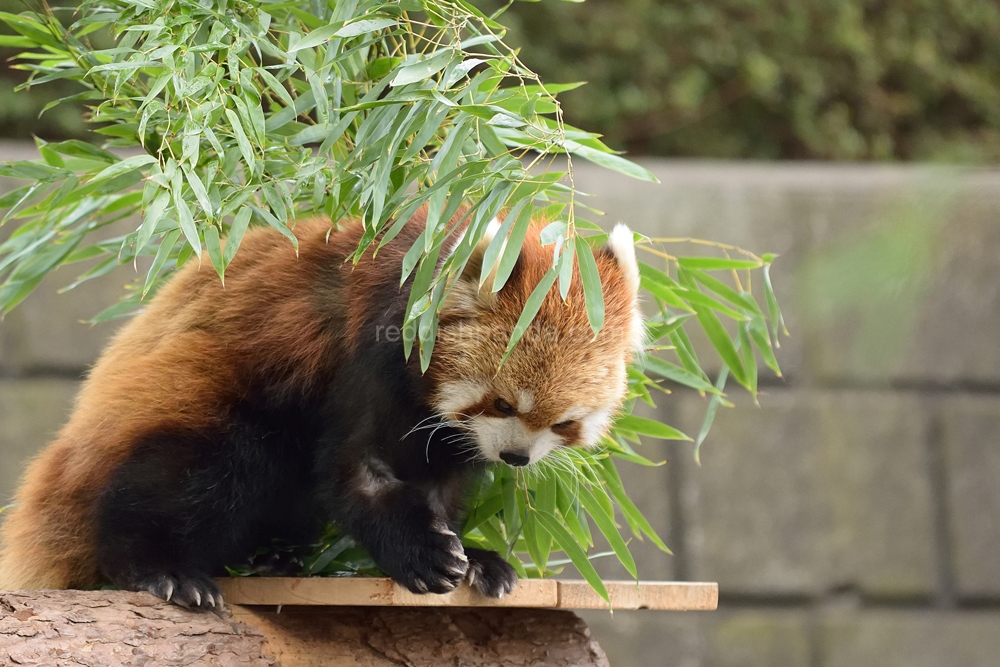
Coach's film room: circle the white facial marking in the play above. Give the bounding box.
[435,380,489,421]
[466,416,559,465]
[557,406,590,423]
[517,389,535,413]
[580,407,614,447]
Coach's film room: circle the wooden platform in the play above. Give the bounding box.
[216,577,718,611]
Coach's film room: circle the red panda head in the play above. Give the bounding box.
[428,221,643,466]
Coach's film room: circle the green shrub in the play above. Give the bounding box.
[5,0,999,160]
[482,0,1000,161]
[0,0,785,598]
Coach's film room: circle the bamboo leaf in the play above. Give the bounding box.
[205,225,225,281]
[90,154,157,183]
[336,18,397,38]
[501,267,558,365]
[492,202,533,292]
[534,510,609,603]
[577,484,637,579]
[224,208,252,268]
[575,236,604,336]
[614,415,691,441]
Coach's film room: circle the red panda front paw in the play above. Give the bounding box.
[463,548,518,598]
[131,572,224,611]
[395,520,469,595]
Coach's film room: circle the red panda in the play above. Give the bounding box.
[0,208,642,608]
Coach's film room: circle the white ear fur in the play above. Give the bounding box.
[442,217,503,317]
[448,217,502,263]
[608,223,640,295]
[607,223,645,354]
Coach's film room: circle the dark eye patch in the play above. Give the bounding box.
[494,398,517,416]
[552,420,577,431]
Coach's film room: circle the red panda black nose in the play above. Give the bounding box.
[499,451,530,467]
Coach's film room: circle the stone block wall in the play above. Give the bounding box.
[2,145,998,666]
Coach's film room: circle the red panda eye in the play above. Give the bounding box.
[494,398,516,416]
[552,420,577,431]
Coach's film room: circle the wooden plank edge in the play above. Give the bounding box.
[216,577,718,611]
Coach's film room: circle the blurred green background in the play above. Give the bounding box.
[2,3,1000,667]
[4,0,1000,160]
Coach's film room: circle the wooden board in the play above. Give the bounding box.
[216,577,718,611]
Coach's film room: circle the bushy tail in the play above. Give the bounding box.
[0,467,99,591]
[0,503,70,590]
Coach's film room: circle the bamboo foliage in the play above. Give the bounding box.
[0,0,785,601]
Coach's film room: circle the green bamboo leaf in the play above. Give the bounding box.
[688,268,761,314]
[556,478,592,547]
[534,510,609,602]
[598,459,671,553]
[641,356,720,394]
[492,202,533,292]
[679,288,747,320]
[335,18,397,37]
[739,323,758,399]
[697,300,748,383]
[694,364,731,464]
[60,255,117,293]
[143,229,180,297]
[174,197,201,256]
[534,475,556,567]
[392,50,454,87]
[575,236,604,336]
[255,67,294,107]
[521,510,547,574]
[137,190,170,254]
[563,139,657,183]
[288,23,344,52]
[501,468,522,547]
[90,154,157,183]
[205,225,225,282]
[637,262,695,312]
[763,262,788,344]
[501,267,558,365]
[613,415,691,441]
[223,208,253,267]
[577,483,637,579]
[463,493,504,535]
[184,168,214,218]
[749,315,782,376]
[225,109,256,175]
[0,35,33,47]
[677,257,762,270]
[558,235,576,300]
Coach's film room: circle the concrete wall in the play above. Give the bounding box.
[2,144,998,666]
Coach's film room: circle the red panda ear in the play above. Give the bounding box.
[606,223,640,295]
[605,223,645,353]
[441,219,503,319]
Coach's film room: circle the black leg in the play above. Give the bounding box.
[324,479,472,594]
[95,422,314,610]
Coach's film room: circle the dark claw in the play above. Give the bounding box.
[132,572,224,611]
[464,548,518,598]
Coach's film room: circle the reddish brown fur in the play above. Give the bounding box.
[431,225,638,446]
[0,214,421,590]
[0,209,637,590]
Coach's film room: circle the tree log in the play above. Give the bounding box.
[1,590,610,667]
[0,590,273,666]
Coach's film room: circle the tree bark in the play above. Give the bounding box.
[1,590,610,667]
[0,590,273,666]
